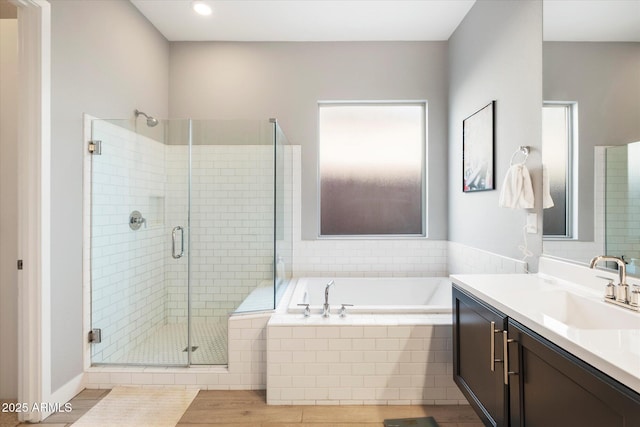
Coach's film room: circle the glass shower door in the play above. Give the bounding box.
[88,117,289,367]
[89,118,190,366]
[187,119,276,365]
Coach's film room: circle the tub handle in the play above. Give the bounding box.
[297,303,311,317]
[339,304,354,317]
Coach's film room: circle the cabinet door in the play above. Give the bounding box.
[453,285,509,427]
[508,319,640,427]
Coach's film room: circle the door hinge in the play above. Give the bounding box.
[17,260,23,270]
[88,328,102,344]
[88,140,102,155]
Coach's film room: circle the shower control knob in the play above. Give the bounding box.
[129,210,147,230]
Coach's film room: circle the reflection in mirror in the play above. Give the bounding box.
[605,142,640,275]
[542,0,640,274]
[542,102,575,238]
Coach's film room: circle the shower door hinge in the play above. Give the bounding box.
[88,140,102,155]
[88,328,102,344]
[17,260,23,270]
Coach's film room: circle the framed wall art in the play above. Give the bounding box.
[463,101,495,192]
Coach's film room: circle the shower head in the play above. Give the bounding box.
[134,109,159,127]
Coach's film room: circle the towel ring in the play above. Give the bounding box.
[510,146,530,166]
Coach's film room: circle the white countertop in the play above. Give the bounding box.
[451,270,640,393]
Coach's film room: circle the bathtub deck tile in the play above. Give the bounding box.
[362,326,388,338]
[328,338,351,351]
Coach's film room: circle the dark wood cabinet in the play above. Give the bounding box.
[507,319,640,427]
[452,284,640,427]
[453,285,509,427]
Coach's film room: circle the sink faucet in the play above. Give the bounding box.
[589,255,628,303]
[322,280,335,317]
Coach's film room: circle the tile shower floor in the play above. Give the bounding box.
[112,321,228,365]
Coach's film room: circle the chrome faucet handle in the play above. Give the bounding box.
[339,304,354,318]
[630,286,640,307]
[297,303,311,317]
[596,276,616,300]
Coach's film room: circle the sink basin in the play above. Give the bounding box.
[534,291,640,330]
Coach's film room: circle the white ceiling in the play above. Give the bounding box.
[130,0,640,42]
[130,0,476,41]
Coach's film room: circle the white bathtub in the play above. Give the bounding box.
[287,276,452,315]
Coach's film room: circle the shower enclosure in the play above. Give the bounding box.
[88,116,292,366]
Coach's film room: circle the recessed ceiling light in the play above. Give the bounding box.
[192,1,212,16]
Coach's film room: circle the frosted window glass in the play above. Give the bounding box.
[319,103,425,236]
[542,103,573,237]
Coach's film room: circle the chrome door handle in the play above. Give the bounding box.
[172,226,184,259]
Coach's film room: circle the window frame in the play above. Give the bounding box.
[317,100,428,239]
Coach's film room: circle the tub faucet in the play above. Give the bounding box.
[322,280,335,317]
[590,255,628,304]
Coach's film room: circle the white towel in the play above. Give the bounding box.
[542,165,555,209]
[499,163,534,209]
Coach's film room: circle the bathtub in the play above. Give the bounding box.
[287,276,452,315]
[269,276,462,405]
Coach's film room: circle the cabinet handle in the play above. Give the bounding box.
[503,330,518,385]
[490,321,502,371]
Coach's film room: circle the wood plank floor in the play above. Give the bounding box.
[4,389,483,427]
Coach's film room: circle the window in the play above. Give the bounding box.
[318,102,426,236]
[542,102,576,238]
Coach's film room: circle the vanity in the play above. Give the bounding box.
[451,257,640,427]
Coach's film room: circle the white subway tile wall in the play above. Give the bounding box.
[447,242,528,275]
[266,322,465,405]
[90,121,168,364]
[605,144,640,262]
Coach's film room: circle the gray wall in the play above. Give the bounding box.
[448,0,543,265]
[49,0,169,391]
[543,42,640,243]
[169,41,449,239]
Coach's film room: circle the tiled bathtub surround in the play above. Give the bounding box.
[293,239,449,278]
[447,241,528,275]
[266,318,465,405]
[293,240,526,278]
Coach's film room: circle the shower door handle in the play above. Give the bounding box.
[172,226,184,259]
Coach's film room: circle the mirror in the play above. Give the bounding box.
[605,142,640,275]
[541,1,640,271]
